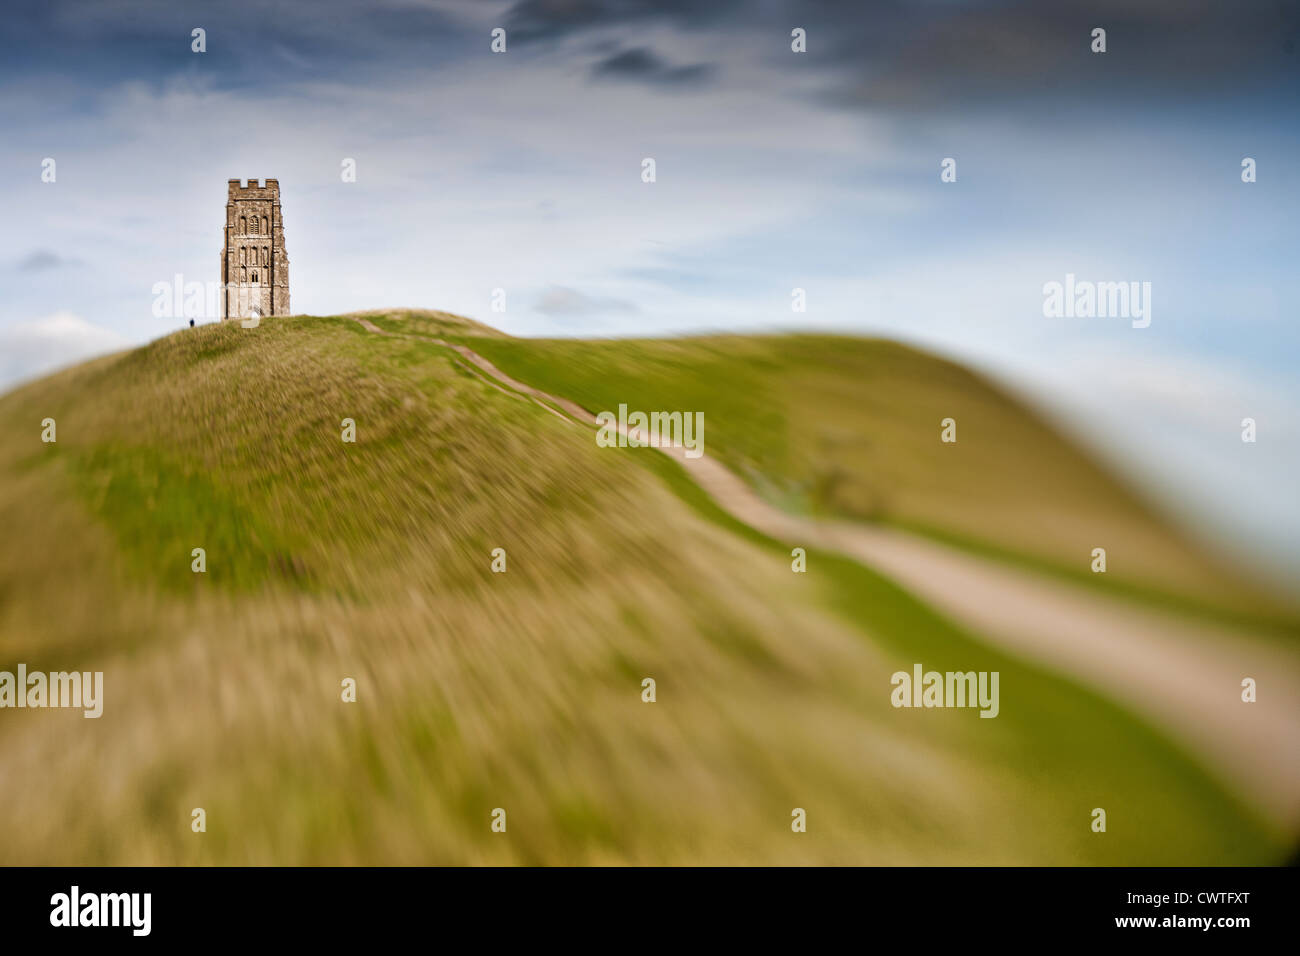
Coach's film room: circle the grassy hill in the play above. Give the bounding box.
[0,311,1287,864]
[404,317,1296,634]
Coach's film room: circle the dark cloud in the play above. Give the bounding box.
[1,0,1294,112]
[504,0,1300,110]
[504,0,745,45]
[812,1,1300,111]
[590,47,715,88]
[17,250,81,273]
[0,0,464,92]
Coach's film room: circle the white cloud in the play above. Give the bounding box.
[0,312,129,392]
[535,285,638,318]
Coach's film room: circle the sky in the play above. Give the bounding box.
[1,0,1297,577]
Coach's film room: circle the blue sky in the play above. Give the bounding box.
[2,0,1297,576]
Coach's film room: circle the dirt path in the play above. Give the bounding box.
[354,317,1300,831]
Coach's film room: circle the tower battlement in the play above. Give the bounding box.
[227,178,280,199]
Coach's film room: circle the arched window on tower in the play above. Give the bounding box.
[252,271,258,283]
[239,247,245,265]
[262,247,269,266]
[240,216,246,233]
[251,216,259,233]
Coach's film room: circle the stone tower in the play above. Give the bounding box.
[220,178,290,320]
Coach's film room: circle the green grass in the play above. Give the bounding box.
[449,330,1298,633]
[631,442,1281,863]
[67,442,315,593]
[0,312,1286,864]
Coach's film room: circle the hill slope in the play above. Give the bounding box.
[0,313,1287,864]
[408,322,1294,631]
